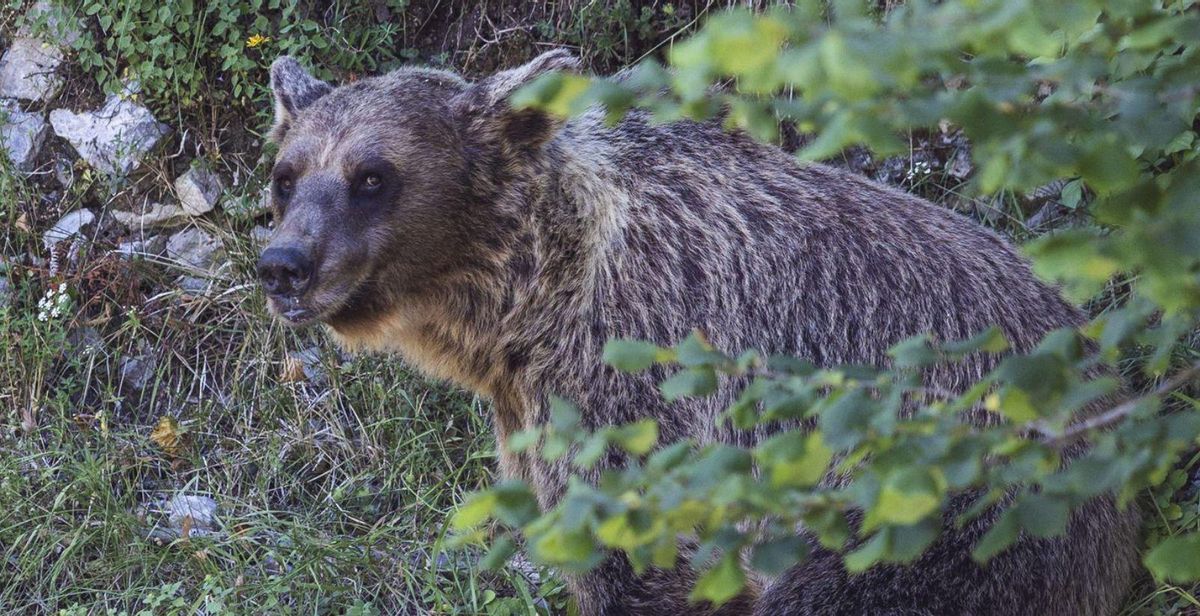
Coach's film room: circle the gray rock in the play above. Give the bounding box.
[0,100,48,171]
[113,234,166,259]
[49,90,170,178]
[166,227,228,292]
[109,201,188,229]
[174,166,223,216]
[119,355,153,391]
[0,38,64,102]
[166,227,222,271]
[43,208,94,252]
[0,1,84,103]
[0,277,11,309]
[165,494,218,531]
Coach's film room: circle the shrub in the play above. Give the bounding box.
[460,0,1200,605]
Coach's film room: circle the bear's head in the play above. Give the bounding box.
[257,51,580,335]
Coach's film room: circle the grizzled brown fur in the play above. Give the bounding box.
[261,51,1141,615]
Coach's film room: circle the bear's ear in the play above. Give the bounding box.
[269,57,333,143]
[455,49,582,153]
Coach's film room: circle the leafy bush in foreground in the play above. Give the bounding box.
[458,0,1200,605]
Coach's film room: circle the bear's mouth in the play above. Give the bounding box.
[265,274,368,328]
[266,294,321,326]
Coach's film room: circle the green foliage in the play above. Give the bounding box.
[462,0,1200,607]
[65,0,404,118]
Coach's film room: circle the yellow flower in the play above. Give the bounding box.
[246,34,269,49]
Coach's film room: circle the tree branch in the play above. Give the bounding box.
[1038,361,1200,448]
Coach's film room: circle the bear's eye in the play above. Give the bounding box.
[274,175,294,198]
[359,173,383,193]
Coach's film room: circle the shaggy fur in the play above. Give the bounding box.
[261,50,1141,615]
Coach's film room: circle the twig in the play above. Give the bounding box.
[1039,361,1200,447]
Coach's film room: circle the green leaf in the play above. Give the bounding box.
[511,72,592,117]
[660,367,718,401]
[479,535,517,570]
[492,481,541,527]
[941,326,1010,356]
[972,509,1020,563]
[750,536,810,576]
[452,492,497,530]
[689,553,746,607]
[675,331,731,368]
[1060,179,1084,210]
[844,530,888,573]
[871,468,944,527]
[549,396,581,432]
[532,527,598,568]
[603,339,671,372]
[889,335,937,368]
[1015,493,1070,539]
[1144,534,1200,582]
[756,432,833,488]
[615,420,659,456]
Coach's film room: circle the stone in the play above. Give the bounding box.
[0,1,83,102]
[166,227,222,271]
[49,89,170,178]
[119,355,153,391]
[0,277,11,309]
[0,100,48,171]
[43,208,94,252]
[165,494,218,532]
[113,234,166,260]
[174,166,223,216]
[109,201,188,229]
[0,38,65,102]
[165,227,227,292]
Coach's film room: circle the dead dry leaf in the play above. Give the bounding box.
[150,415,184,455]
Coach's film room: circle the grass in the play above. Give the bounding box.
[0,155,567,613]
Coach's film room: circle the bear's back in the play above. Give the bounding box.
[533,112,1081,441]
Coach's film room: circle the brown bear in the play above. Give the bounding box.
[258,50,1140,615]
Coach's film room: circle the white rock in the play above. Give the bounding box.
[0,100,48,171]
[0,1,83,102]
[165,494,218,531]
[0,38,64,102]
[49,91,170,178]
[43,208,94,251]
[109,201,188,229]
[174,166,223,216]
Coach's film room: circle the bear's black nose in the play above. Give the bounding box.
[257,247,313,297]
